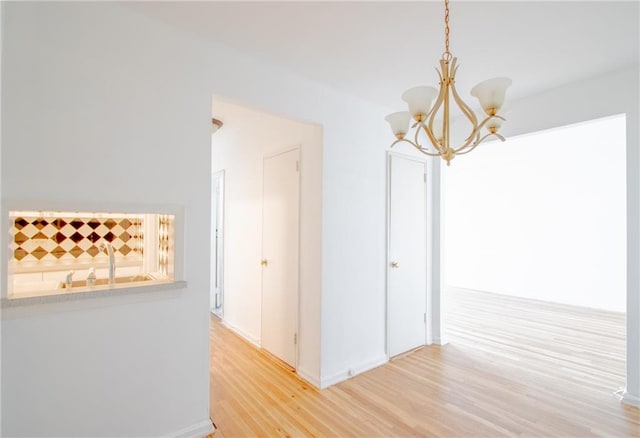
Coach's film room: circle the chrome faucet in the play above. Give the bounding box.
[65,270,74,288]
[99,242,116,285]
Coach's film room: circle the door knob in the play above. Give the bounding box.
[261,259,268,267]
[390,261,399,268]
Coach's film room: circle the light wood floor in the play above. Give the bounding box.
[210,288,639,437]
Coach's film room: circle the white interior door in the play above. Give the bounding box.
[261,148,299,368]
[388,153,428,357]
[211,171,225,315]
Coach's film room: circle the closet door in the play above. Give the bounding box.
[261,148,300,368]
[388,153,428,357]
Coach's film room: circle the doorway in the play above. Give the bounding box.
[210,98,322,385]
[444,115,627,310]
[443,114,627,393]
[387,152,428,357]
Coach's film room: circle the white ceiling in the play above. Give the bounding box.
[126,1,639,110]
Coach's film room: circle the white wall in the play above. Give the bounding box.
[0,2,4,432]
[210,100,323,385]
[1,2,392,435]
[445,115,627,312]
[1,3,213,436]
[319,103,389,386]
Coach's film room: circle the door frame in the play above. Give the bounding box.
[385,150,431,359]
[260,145,301,370]
[211,170,225,317]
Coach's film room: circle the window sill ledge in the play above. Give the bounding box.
[1,280,187,308]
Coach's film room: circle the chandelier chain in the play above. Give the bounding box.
[443,0,452,61]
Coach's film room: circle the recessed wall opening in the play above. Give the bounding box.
[444,114,627,392]
[7,210,175,299]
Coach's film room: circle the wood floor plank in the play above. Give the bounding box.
[210,288,639,437]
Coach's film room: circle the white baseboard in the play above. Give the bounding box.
[169,419,215,438]
[621,391,640,407]
[320,355,388,389]
[221,319,260,348]
[296,366,321,389]
[320,371,348,389]
[432,336,448,346]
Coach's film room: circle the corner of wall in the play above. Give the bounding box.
[319,354,388,389]
[169,419,215,438]
[620,390,640,408]
[296,366,321,389]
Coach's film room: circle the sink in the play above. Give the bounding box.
[61,274,156,289]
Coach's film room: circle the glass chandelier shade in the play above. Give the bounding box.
[401,86,438,121]
[470,78,513,116]
[384,112,412,139]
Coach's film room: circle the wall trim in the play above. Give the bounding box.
[221,319,260,348]
[432,336,448,346]
[168,419,215,438]
[621,391,640,407]
[320,355,388,389]
[296,366,321,389]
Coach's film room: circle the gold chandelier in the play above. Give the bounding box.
[385,0,512,166]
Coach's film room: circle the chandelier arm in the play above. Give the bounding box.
[450,58,458,76]
[452,129,478,154]
[454,118,493,153]
[390,138,419,149]
[474,115,500,136]
[416,147,445,157]
[454,144,480,156]
[454,115,504,153]
[427,77,447,152]
[419,123,443,153]
[454,138,485,156]
[429,77,446,125]
[462,115,507,142]
[454,130,480,154]
[411,121,431,152]
[450,80,479,137]
[391,138,442,157]
[434,67,443,87]
[456,132,506,156]
[412,126,446,156]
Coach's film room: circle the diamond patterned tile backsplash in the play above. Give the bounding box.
[9,212,144,269]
